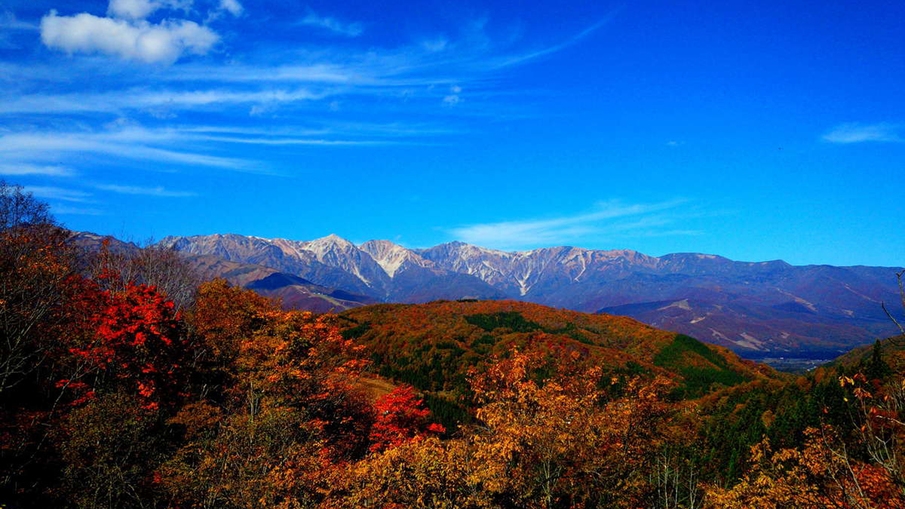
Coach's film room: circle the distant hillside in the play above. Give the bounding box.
[160,233,905,359]
[823,333,905,372]
[338,299,772,428]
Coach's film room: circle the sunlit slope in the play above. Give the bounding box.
[339,300,773,404]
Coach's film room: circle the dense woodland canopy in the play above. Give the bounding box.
[2,180,905,509]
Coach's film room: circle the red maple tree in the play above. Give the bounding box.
[369,385,445,453]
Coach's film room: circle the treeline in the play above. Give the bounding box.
[2,180,905,508]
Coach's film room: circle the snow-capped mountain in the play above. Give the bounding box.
[159,234,505,303]
[159,233,905,358]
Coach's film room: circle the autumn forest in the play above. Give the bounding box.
[3,180,905,509]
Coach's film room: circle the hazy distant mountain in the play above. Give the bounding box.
[159,233,905,358]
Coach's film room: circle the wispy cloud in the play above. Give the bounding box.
[183,134,398,146]
[166,62,373,84]
[25,186,94,203]
[5,7,610,204]
[492,14,616,69]
[52,205,104,216]
[448,199,696,251]
[0,10,37,48]
[7,11,609,119]
[218,0,244,18]
[0,130,254,171]
[0,120,438,179]
[178,122,455,141]
[0,164,76,177]
[442,85,463,106]
[0,10,37,30]
[95,184,197,197]
[822,122,903,144]
[300,11,363,37]
[0,87,328,115]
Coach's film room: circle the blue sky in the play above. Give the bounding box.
[1,0,903,266]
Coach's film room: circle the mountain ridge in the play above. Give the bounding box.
[159,233,905,359]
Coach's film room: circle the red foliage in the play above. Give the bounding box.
[369,385,445,453]
[63,281,187,410]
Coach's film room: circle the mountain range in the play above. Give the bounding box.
[157,233,905,361]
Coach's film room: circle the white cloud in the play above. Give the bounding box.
[0,164,76,177]
[822,123,903,144]
[492,15,615,69]
[108,0,158,21]
[184,134,391,146]
[449,200,691,250]
[107,0,193,21]
[179,122,449,139]
[218,0,243,17]
[0,130,252,170]
[25,186,94,203]
[141,88,323,107]
[300,11,363,37]
[168,62,365,84]
[442,85,462,106]
[0,87,325,115]
[9,12,614,185]
[41,10,218,65]
[0,122,421,181]
[52,205,104,216]
[95,184,197,197]
[16,13,609,116]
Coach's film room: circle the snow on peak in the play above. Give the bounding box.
[303,234,357,259]
[313,233,354,247]
[360,240,431,278]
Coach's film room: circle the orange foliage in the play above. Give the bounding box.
[704,426,905,509]
[188,278,276,362]
[159,281,378,506]
[323,436,490,509]
[468,348,676,509]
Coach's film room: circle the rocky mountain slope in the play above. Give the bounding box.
[71,232,377,313]
[159,233,905,358]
